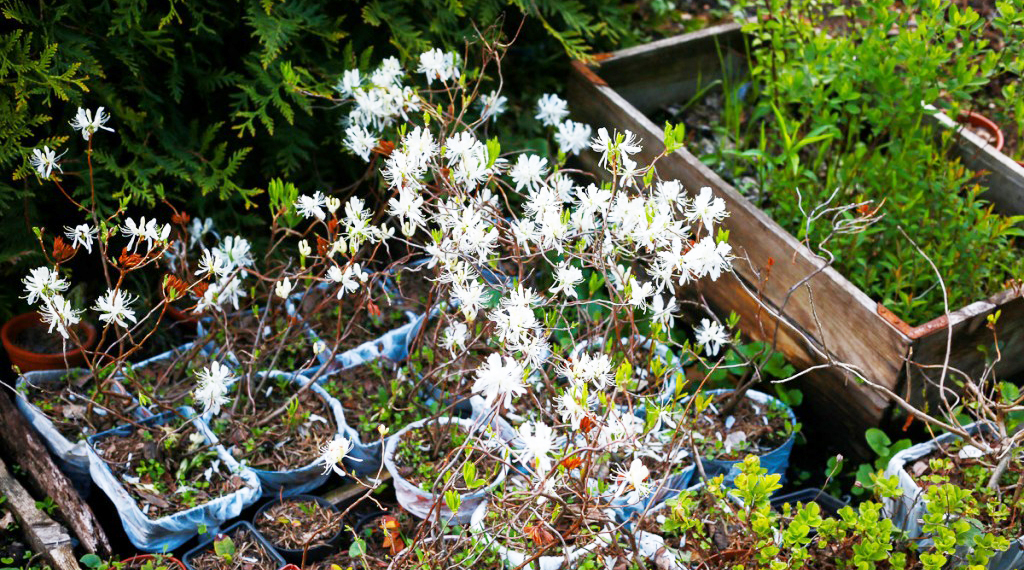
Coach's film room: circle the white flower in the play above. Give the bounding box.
[295,191,328,221]
[683,237,733,281]
[555,120,593,156]
[121,217,165,252]
[561,351,613,390]
[417,48,459,85]
[686,187,728,232]
[22,267,68,305]
[337,69,362,97]
[472,353,526,409]
[214,235,254,270]
[275,278,293,299]
[557,387,591,430]
[298,239,312,257]
[480,90,508,122]
[619,458,651,498]
[344,125,377,161]
[442,322,468,353]
[627,277,654,310]
[319,436,357,476]
[515,421,557,476]
[551,261,583,299]
[452,279,487,320]
[329,263,369,299]
[93,289,137,328]
[650,294,678,329]
[509,154,548,192]
[189,217,215,249]
[694,318,729,357]
[194,362,235,416]
[589,127,641,170]
[38,295,81,340]
[535,93,569,127]
[195,249,225,278]
[30,146,64,179]
[69,107,114,141]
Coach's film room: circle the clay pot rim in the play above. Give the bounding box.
[1,311,97,362]
[956,110,1005,152]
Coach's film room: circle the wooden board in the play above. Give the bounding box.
[0,390,112,556]
[0,457,80,570]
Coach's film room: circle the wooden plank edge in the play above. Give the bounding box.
[0,457,81,570]
[0,389,112,556]
[322,472,391,506]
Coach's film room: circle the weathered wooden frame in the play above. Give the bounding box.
[567,23,1024,452]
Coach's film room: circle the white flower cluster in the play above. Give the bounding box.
[194,235,254,313]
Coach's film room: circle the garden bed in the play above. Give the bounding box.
[567,23,1024,452]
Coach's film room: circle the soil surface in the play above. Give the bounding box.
[393,422,501,492]
[253,498,344,550]
[26,373,142,442]
[210,380,335,471]
[188,527,279,570]
[301,288,409,355]
[690,393,790,461]
[391,266,437,313]
[121,345,217,410]
[93,413,245,519]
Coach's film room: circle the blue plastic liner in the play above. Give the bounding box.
[86,407,261,552]
[202,371,347,497]
[689,388,796,487]
[286,282,419,376]
[15,369,148,495]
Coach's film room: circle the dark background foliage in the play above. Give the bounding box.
[0,0,644,319]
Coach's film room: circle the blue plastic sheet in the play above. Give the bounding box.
[692,388,796,487]
[383,416,509,524]
[201,371,346,497]
[86,407,261,552]
[286,282,419,376]
[15,369,147,495]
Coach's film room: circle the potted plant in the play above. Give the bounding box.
[86,407,261,551]
[472,479,615,570]
[2,312,97,372]
[252,494,346,564]
[384,415,510,523]
[292,280,418,372]
[80,553,186,570]
[183,521,285,570]
[15,367,146,492]
[307,511,410,570]
[882,422,1024,569]
[318,358,438,478]
[678,388,797,485]
[118,341,226,412]
[204,370,346,497]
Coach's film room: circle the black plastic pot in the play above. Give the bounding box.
[770,488,848,518]
[183,521,286,570]
[252,494,343,564]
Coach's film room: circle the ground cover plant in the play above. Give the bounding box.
[673,0,1024,323]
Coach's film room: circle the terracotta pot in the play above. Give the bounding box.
[1,312,97,372]
[956,110,1005,152]
[279,566,300,570]
[121,555,186,570]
